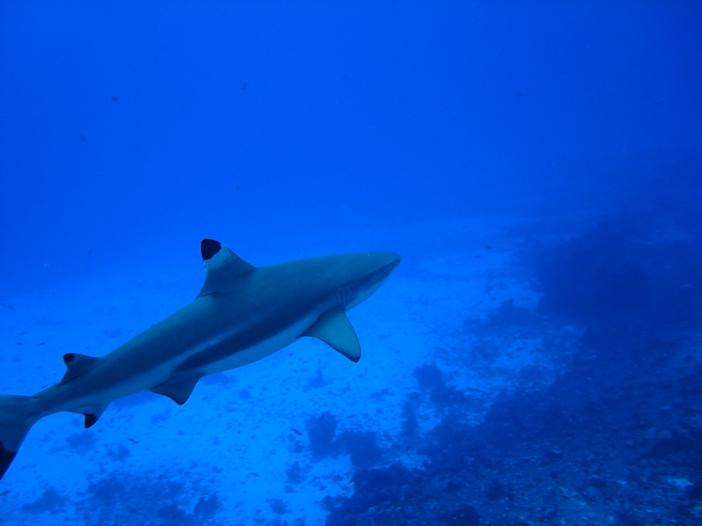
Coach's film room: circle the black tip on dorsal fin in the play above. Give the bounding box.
[201,239,222,261]
[61,353,99,384]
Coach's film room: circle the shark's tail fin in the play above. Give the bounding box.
[0,395,38,479]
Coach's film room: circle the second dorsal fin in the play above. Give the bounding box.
[198,239,255,296]
[61,353,100,384]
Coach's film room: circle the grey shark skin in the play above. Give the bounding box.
[0,239,400,479]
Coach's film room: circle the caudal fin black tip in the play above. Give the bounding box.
[0,442,17,480]
[0,395,38,479]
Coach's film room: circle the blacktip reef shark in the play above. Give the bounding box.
[0,239,400,479]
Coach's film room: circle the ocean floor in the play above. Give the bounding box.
[1,217,701,525]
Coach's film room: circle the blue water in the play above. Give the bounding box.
[1,1,701,524]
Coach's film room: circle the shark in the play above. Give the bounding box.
[0,239,400,479]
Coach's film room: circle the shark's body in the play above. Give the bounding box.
[0,239,400,479]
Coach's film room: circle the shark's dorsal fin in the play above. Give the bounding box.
[150,375,201,405]
[304,310,362,363]
[198,239,255,296]
[61,353,100,384]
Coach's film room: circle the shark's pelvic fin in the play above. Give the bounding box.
[82,403,108,429]
[304,311,362,363]
[150,375,201,405]
[61,353,100,384]
[198,239,255,296]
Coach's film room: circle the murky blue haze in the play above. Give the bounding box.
[1,1,701,525]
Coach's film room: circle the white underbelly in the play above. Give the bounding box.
[52,312,322,415]
[201,313,319,375]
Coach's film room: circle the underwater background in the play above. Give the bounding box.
[1,1,701,525]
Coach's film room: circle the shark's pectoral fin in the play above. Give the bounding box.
[150,375,201,405]
[304,311,362,363]
[198,239,256,297]
[61,353,100,384]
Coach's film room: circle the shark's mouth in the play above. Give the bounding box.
[365,258,401,286]
[339,257,400,308]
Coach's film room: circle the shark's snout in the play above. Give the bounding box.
[341,251,400,309]
[369,252,401,282]
[381,253,401,278]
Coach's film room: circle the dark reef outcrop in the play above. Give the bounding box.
[324,217,702,526]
